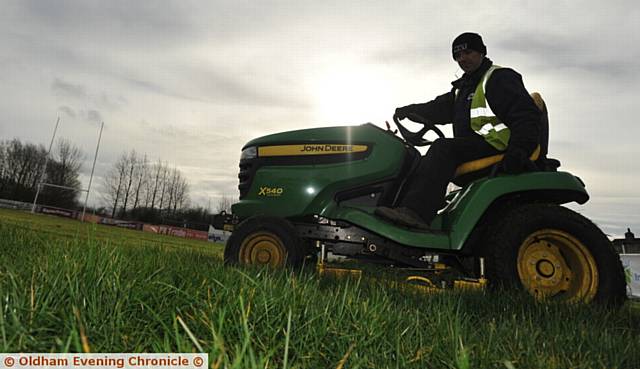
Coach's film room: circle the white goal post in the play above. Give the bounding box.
[31,118,104,221]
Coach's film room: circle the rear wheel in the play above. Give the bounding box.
[484,203,626,305]
[224,216,305,268]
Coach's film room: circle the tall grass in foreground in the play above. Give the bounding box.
[0,218,639,369]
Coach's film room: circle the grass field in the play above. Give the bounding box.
[1,208,639,369]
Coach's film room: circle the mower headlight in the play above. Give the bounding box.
[240,146,257,160]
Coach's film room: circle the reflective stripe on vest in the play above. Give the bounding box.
[469,65,511,151]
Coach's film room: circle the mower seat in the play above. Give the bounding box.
[454,145,541,178]
[452,92,556,186]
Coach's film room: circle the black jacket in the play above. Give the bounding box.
[400,58,540,154]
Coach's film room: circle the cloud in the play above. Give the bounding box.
[121,77,205,104]
[84,110,103,123]
[496,32,635,80]
[370,44,444,68]
[21,1,193,46]
[98,93,127,111]
[115,60,311,109]
[58,105,76,118]
[2,0,640,231]
[181,64,312,108]
[51,78,87,98]
[51,76,127,116]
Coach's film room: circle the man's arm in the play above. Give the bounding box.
[396,91,455,125]
[485,69,540,155]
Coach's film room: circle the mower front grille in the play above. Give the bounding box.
[238,159,254,199]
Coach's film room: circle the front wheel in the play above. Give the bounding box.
[224,216,305,268]
[484,204,626,305]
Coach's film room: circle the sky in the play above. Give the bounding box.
[1,0,639,238]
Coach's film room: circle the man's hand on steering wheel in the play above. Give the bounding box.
[394,107,410,121]
[391,111,445,147]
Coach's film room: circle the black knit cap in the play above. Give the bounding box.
[452,32,487,59]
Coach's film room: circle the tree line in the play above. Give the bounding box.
[101,151,236,231]
[1,137,229,230]
[101,150,190,222]
[0,138,82,208]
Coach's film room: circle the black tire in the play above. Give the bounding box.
[482,203,626,306]
[224,216,305,268]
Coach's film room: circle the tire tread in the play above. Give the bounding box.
[482,203,626,305]
[224,216,305,267]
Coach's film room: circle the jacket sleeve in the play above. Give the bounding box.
[399,91,455,125]
[485,69,540,154]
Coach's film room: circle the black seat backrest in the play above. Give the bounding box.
[530,92,561,171]
[530,92,549,160]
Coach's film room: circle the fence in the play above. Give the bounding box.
[0,198,34,211]
[0,198,209,242]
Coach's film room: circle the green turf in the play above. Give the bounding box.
[0,208,639,368]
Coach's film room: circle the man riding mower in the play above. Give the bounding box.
[214,33,626,305]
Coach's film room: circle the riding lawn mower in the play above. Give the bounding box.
[213,94,626,305]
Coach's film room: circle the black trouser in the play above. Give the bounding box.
[399,136,500,224]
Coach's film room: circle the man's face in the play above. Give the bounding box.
[454,49,484,74]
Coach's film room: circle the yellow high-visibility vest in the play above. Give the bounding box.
[468,65,510,151]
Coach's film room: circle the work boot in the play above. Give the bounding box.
[374,206,430,230]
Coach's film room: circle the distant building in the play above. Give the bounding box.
[612,228,640,254]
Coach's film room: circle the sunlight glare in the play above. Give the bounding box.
[312,64,393,125]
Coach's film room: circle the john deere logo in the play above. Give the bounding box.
[258,186,284,197]
[258,144,368,157]
[301,144,355,152]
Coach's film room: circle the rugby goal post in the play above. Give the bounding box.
[31,119,104,222]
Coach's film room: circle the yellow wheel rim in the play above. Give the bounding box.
[239,231,286,268]
[517,229,598,303]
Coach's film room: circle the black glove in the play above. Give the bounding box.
[394,106,410,120]
[501,146,530,174]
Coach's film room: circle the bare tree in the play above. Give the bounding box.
[166,167,181,214]
[119,150,137,217]
[0,141,7,193]
[131,153,148,211]
[148,159,166,210]
[0,138,82,207]
[41,139,83,207]
[142,166,153,208]
[8,140,47,192]
[0,139,47,201]
[215,194,234,214]
[100,151,191,220]
[169,169,189,213]
[158,164,169,211]
[176,176,189,210]
[101,152,128,218]
[143,163,190,215]
[54,139,82,181]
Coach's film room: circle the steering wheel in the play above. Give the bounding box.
[391,112,445,147]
